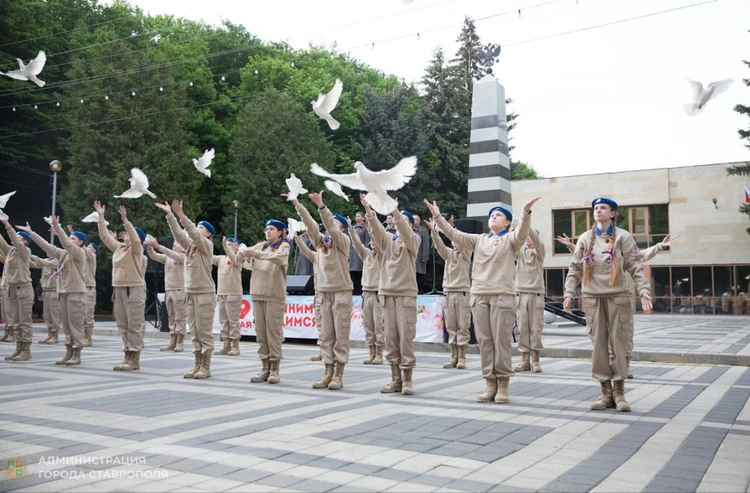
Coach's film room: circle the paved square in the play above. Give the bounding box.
[1,317,749,492]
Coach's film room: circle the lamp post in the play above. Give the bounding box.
[232,200,240,238]
[49,160,63,243]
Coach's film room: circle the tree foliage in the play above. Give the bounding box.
[730,41,750,233]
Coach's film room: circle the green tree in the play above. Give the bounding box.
[510,160,542,180]
[225,89,334,244]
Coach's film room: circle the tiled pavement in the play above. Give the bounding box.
[1,319,749,492]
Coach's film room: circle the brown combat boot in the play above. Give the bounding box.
[5,341,22,360]
[401,368,413,395]
[267,360,280,384]
[363,345,376,364]
[174,334,184,352]
[121,351,141,371]
[476,378,498,402]
[215,338,231,355]
[66,347,82,366]
[495,377,510,404]
[372,345,383,365]
[443,344,458,368]
[251,359,270,383]
[328,362,345,390]
[514,352,531,372]
[312,363,334,388]
[183,352,202,378]
[56,345,73,365]
[39,328,52,344]
[228,338,240,356]
[160,334,177,351]
[381,364,402,393]
[11,341,32,361]
[532,350,542,373]
[46,329,59,344]
[613,380,631,412]
[310,350,322,361]
[591,380,615,410]
[84,328,92,347]
[193,349,212,379]
[113,351,130,371]
[456,345,467,369]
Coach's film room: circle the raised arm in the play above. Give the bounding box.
[294,234,316,264]
[3,222,30,262]
[52,219,84,263]
[362,194,388,253]
[348,221,369,260]
[0,228,10,255]
[427,220,450,261]
[26,228,60,259]
[94,201,121,252]
[394,211,420,255]
[119,205,143,257]
[158,244,184,264]
[294,198,322,249]
[223,238,243,267]
[528,228,546,258]
[155,201,191,250]
[146,245,167,265]
[173,201,213,256]
[308,192,349,253]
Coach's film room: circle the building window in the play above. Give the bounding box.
[553,204,669,253]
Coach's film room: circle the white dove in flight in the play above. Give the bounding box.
[2,51,47,87]
[285,173,308,201]
[312,79,343,130]
[287,218,306,233]
[324,180,349,202]
[684,79,733,116]
[0,190,17,220]
[310,156,417,215]
[193,148,215,178]
[114,168,156,199]
[82,211,109,226]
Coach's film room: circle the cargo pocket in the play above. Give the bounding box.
[403,297,417,339]
[461,294,472,328]
[334,292,352,335]
[614,296,633,344]
[584,297,597,336]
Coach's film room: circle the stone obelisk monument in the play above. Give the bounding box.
[465,74,511,228]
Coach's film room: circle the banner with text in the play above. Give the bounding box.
[211,295,446,342]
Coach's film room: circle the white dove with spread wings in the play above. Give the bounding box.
[193,148,215,178]
[0,190,17,220]
[287,218,306,233]
[684,79,733,116]
[82,211,109,226]
[324,180,349,202]
[310,156,417,215]
[114,168,156,199]
[285,174,308,201]
[2,51,47,87]
[312,79,343,130]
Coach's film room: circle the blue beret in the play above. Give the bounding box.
[88,243,99,253]
[198,220,215,236]
[591,197,618,210]
[226,237,240,245]
[333,214,348,230]
[265,219,286,231]
[133,226,146,242]
[17,231,31,243]
[72,231,87,244]
[400,210,414,225]
[489,206,513,223]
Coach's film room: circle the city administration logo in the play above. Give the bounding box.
[2,457,28,480]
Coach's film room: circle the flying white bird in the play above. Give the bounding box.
[0,190,17,221]
[193,148,215,178]
[2,51,47,88]
[324,180,349,202]
[312,79,343,130]
[114,168,156,199]
[285,173,308,201]
[310,156,417,215]
[684,79,733,116]
[287,217,306,233]
[82,211,109,226]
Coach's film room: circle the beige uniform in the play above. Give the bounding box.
[435,212,530,379]
[147,246,187,335]
[0,227,33,342]
[515,229,546,353]
[30,255,62,334]
[98,218,146,351]
[350,223,384,348]
[0,254,10,337]
[431,227,471,347]
[213,250,243,341]
[564,227,650,383]
[368,213,421,369]
[30,225,88,348]
[294,235,321,344]
[83,249,97,338]
[165,212,216,354]
[296,204,353,365]
[244,241,289,361]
